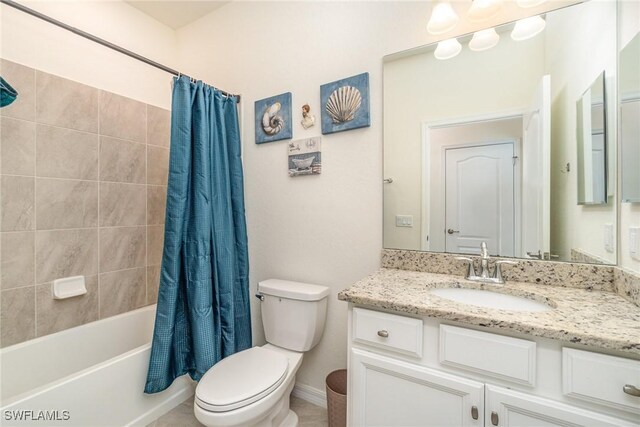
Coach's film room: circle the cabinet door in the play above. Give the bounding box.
[350,348,484,427]
[485,385,637,427]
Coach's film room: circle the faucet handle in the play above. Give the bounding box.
[455,257,476,278]
[494,260,518,282]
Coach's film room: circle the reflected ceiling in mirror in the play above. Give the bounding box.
[383,0,617,265]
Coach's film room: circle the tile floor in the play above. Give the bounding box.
[146,395,328,427]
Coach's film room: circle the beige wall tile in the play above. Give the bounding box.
[99,136,146,184]
[100,91,146,143]
[36,276,98,337]
[0,286,35,347]
[35,229,98,284]
[99,182,146,226]
[147,265,161,305]
[36,179,98,229]
[36,125,99,180]
[99,267,146,318]
[147,185,167,225]
[0,60,36,121]
[1,175,35,231]
[147,105,170,148]
[1,232,34,289]
[147,146,169,185]
[99,226,146,273]
[147,225,165,266]
[36,72,99,133]
[1,117,35,176]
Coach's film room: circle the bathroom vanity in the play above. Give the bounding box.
[339,267,640,427]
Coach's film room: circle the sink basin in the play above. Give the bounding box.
[429,288,552,312]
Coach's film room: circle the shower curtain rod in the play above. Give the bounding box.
[0,0,240,103]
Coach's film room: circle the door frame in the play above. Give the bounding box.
[421,110,524,252]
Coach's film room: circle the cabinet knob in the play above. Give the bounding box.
[491,411,499,426]
[623,384,640,397]
[471,406,478,420]
[377,330,389,338]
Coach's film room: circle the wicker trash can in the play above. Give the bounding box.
[326,369,347,427]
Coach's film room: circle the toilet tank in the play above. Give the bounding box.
[258,279,330,352]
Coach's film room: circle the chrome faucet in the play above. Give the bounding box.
[456,242,517,284]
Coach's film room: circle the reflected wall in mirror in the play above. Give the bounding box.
[383,0,617,264]
[577,72,608,205]
[620,32,640,204]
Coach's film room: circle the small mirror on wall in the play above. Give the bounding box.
[620,32,640,203]
[577,71,608,205]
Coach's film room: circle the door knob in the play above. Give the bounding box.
[623,384,640,397]
[471,406,478,420]
[491,411,499,426]
[447,229,460,234]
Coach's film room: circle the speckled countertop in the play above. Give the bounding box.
[338,268,640,356]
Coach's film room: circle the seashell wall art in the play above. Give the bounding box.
[320,72,370,135]
[255,92,293,144]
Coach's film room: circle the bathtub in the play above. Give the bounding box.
[0,305,194,426]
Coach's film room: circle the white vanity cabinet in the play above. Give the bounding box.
[347,307,639,427]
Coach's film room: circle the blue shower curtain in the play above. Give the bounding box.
[144,76,251,394]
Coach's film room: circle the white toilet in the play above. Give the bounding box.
[194,279,330,427]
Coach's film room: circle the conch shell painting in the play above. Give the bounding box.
[262,102,284,135]
[326,86,362,124]
[255,92,292,144]
[320,73,370,135]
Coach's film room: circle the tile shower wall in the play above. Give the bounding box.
[0,59,170,347]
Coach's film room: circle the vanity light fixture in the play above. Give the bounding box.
[516,0,547,8]
[427,1,459,35]
[511,15,546,41]
[434,38,462,60]
[469,28,500,51]
[467,0,503,22]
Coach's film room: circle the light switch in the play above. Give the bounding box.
[604,223,614,253]
[395,215,413,227]
[630,227,640,260]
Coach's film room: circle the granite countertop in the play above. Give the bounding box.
[338,268,640,356]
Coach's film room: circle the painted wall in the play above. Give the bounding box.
[0,1,174,346]
[0,0,178,108]
[175,0,575,393]
[383,36,543,251]
[618,0,640,273]
[546,0,618,264]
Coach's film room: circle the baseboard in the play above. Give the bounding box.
[292,382,327,409]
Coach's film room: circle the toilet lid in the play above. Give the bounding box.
[195,346,288,412]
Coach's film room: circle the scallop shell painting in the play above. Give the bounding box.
[255,92,292,144]
[320,73,370,135]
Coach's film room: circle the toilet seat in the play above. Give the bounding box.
[195,346,289,413]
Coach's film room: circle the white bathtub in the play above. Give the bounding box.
[0,305,194,426]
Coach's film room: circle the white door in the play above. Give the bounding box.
[444,143,515,257]
[485,385,635,427]
[522,75,551,259]
[350,348,484,427]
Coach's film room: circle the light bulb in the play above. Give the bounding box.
[511,15,546,41]
[434,38,462,60]
[427,2,459,35]
[516,0,546,8]
[468,28,500,51]
[468,0,503,22]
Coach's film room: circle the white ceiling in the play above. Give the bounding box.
[125,1,230,30]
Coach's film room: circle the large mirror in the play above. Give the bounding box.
[620,32,640,203]
[577,72,608,205]
[383,0,617,264]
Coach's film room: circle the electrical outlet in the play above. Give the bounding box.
[395,215,413,227]
[604,223,614,253]
[630,227,640,260]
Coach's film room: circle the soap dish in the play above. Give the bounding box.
[52,276,87,299]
